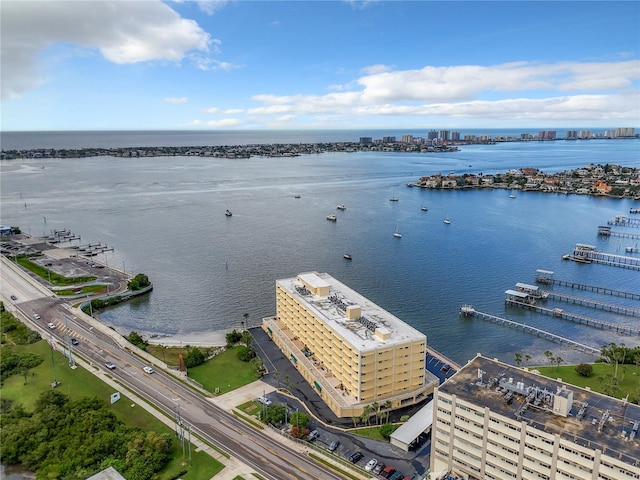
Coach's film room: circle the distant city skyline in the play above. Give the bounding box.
[1,1,639,131]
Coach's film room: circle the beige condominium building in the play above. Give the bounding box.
[262,271,438,418]
[430,354,640,480]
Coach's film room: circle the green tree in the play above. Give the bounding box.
[554,356,564,370]
[514,352,522,367]
[544,350,554,367]
[249,357,265,377]
[263,404,286,425]
[243,312,249,330]
[184,347,205,368]
[127,273,150,291]
[575,363,593,377]
[241,330,253,347]
[289,411,309,430]
[236,345,256,362]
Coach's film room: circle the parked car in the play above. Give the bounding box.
[365,458,377,471]
[372,462,385,475]
[380,466,396,478]
[34,313,41,320]
[143,366,154,374]
[328,440,339,452]
[441,363,451,372]
[71,338,79,346]
[308,430,319,441]
[388,472,405,480]
[256,395,272,406]
[10,295,17,301]
[104,362,116,370]
[348,451,363,463]
[47,322,56,329]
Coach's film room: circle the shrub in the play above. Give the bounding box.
[575,363,593,377]
[236,346,256,362]
[184,347,205,368]
[379,422,398,439]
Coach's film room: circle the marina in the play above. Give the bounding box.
[459,306,601,356]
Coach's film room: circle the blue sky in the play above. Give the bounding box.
[1,0,639,131]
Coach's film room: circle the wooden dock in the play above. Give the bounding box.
[459,306,600,356]
[542,291,640,317]
[567,243,640,271]
[607,216,640,228]
[505,298,640,336]
[535,275,640,301]
[597,226,640,239]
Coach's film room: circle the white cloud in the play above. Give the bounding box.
[361,64,392,75]
[1,0,212,100]
[165,97,189,104]
[202,107,221,114]
[242,60,640,123]
[205,118,242,127]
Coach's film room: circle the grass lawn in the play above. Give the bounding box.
[351,425,388,442]
[187,346,260,395]
[56,284,107,296]
[1,339,223,480]
[533,362,640,403]
[146,344,191,367]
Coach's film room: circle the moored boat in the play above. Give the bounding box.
[326,214,337,221]
[343,254,352,260]
[337,204,346,210]
[225,210,232,217]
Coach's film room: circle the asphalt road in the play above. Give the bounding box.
[1,257,346,480]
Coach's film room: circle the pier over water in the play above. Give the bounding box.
[535,270,640,300]
[504,298,640,336]
[459,306,601,356]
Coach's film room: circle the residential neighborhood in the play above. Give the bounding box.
[409,164,640,199]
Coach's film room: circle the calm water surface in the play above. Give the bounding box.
[2,136,639,366]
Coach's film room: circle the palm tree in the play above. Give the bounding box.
[243,312,249,330]
[352,416,360,428]
[274,371,281,388]
[383,400,392,423]
[524,354,531,367]
[514,352,522,367]
[241,330,253,347]
[371,402,379,425]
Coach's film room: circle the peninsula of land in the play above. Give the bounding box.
[409,164,640,199]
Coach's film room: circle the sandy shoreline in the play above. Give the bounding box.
[107,324,231,348]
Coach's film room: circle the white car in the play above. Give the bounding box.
[143,366,154,374]
[47,322,56,329]
[364,459,377,471]
[257,395,272,406]
[34,314,41,320]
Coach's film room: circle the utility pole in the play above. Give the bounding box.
[64,315,75,368]
[49,334,59,387]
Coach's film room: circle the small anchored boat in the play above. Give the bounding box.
[225,210,232,217]
[343,254,352,260]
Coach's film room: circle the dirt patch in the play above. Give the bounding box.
[244,404,258,413]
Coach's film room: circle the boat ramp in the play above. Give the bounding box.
[534,269,640,300]
[459,305,600,356]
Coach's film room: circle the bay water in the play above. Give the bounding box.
[1,134,639,367]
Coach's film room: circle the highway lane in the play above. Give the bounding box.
[1,258,347,480]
